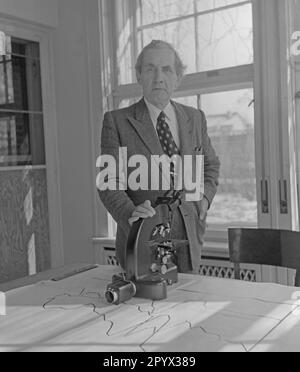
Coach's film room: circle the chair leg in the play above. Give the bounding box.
[295,270,300,287]
[234,263,241,280]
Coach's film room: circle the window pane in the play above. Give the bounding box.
[0,39,42,112]
[138,0,247,26]
[0,37,45,168]
[118,98,139,109]
[117,1,253,83]
[11,40,27,56]
[137,4,252,75]
[139,0,195,25]
[11,38,40,59]
[201,89,257,227]
[196,0,246,13]
[196,4,253,72]
[174,96,198,108]
[138,18,196,74]
[0,112,45,166]
[0,58,14,105]
[116,1,135,85]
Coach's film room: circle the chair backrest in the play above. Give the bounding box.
[228,228,300,286]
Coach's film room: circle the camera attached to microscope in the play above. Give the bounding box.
[105,190,189,304]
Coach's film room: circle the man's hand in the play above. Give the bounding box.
[128,200,156,226]
[199,197,209,221]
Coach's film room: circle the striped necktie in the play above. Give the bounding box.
[156,111,180,184]
[156,111,180,157]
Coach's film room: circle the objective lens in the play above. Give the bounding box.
[105,281,136,305]
[161,265,168,275]
[105,290,118,304]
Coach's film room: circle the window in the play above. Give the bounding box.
[294,1,300,225]
[0,37,45,167]
[201,89,256,227]
[117,0,253,85]
[99,0,300,248]
[102,0,256,239]
[138,0,253,72]
[171,89,257,229]
[0,29,53,283]
[0,19,64,275]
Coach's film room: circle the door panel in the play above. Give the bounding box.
[0,168,50,282]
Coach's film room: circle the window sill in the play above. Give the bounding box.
[0,165,46,172]
[93,237,116,245]
[202,241,229,260]
[92,237,229,260]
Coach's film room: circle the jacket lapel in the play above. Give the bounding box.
[171,100,194,156]
[127,98,194,156]
[126,98,195,189]
[127,99,164,156]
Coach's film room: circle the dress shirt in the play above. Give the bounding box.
[144,98,181,149]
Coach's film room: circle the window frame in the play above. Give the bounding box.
[252,0,299,232]
[99,0,300,251]
[0,18,64,267]
[292,0,300,228]
[102,0,257,245]
[0,38,45,167]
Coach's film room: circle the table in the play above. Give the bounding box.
[1,265,300,352]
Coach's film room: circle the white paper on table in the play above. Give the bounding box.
[1,267,300,352]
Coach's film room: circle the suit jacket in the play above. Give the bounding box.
[98,98,220,270]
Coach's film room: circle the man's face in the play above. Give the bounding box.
[137,48,181,110]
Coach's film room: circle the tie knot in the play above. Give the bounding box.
[158,111,166,122]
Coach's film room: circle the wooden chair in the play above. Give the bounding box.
[228,228,300,287]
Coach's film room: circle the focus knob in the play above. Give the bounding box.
[151,263,159,273]
[161,265,168,275]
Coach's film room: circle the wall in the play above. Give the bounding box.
[0,0,58,27]
[52,0,103,264]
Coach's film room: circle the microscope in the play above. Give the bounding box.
[105,190,189,304]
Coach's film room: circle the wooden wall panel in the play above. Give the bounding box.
[0,168,50,283]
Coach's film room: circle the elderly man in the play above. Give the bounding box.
[98,40,220,273]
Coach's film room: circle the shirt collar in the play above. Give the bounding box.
[144,98,173,122]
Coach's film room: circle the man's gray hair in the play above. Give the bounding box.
[135,40,186,79]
